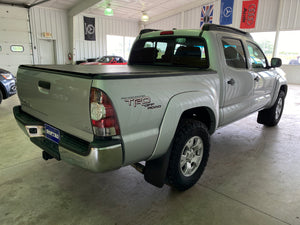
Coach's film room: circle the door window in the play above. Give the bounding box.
[247,42,268,68]
[222,38,247,69]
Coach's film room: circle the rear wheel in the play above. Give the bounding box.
[167,119,210,191]
[257,90,286,126]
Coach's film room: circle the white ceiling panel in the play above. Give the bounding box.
[0,0,202,21]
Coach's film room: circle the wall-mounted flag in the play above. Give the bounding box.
[220,0,234,25]
[200,4,214,28]
[240,0,259,29]
[84,16,96,41]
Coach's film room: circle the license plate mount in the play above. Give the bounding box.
[45,124,60,144]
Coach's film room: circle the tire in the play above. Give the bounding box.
[257,90,286,127]
[166,119,210,191]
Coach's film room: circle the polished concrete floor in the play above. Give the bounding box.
[1,85,300,225]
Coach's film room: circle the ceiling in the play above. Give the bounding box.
[0,0,202,22]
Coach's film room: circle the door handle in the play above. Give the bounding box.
[254,76,260,82]
[38,81,51,94]
[227,78,235,86]
[38,81,51,90]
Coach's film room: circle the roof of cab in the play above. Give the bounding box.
[139,23,252,39]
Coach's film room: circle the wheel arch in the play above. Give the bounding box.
[280,84,288,96]
[179,106,216,135]
[149,91,218,161]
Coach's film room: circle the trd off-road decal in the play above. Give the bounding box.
[122,95,161,109]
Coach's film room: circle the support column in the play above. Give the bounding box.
[273,0,284,58]
[68,15,74,64]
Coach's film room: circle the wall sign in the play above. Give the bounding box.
[240,0,259,29]
[84,16,96,41]
[200,4,214,28]
[220,0,234,25]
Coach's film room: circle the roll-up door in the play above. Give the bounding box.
[0,5,32,76]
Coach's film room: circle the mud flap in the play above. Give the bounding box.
[144,145,172,188]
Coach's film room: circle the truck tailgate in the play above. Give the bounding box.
[17,67,94,142]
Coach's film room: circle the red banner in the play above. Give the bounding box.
[240,0,259,29]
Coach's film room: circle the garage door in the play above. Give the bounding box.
[0,5,32,76]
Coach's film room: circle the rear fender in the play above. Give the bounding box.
[149,90,219,160]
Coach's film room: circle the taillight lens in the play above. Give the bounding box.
[90,88,120,136]
[160,31,174,35]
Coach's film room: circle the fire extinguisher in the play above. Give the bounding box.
[68,53,72,61]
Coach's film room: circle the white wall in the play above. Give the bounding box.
[282,65,300,84]
[146,0,300,32]
[144,13,182,30]
[30,7,69,64]
[280,0,300,30]
[73,14,139,61]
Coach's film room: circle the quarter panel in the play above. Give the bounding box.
[149,77,220,160]
[92,72,220,165]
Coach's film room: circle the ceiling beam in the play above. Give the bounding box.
[0,1,29,8]
[68,0,103,17]
[29,0,51,8]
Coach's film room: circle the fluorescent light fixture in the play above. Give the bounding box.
[141,12,149,22]
[104,4,113,16]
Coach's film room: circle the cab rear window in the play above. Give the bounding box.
[129,37,209,68]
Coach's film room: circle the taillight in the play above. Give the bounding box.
[90,88,120,136]
[160,31,174,35]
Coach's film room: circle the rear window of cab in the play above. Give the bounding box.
[129,37,209,68]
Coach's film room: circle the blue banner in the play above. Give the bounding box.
[220,0,234,25]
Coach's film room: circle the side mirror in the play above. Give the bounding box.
[271,58,282,68]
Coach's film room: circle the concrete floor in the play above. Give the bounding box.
[1,85,300,225]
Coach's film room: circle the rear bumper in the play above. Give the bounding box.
[13,106,123,172]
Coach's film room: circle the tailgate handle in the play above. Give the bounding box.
[38,81,51,90]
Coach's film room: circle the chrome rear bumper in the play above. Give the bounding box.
[14,106,123,172]
[59,144,123,172]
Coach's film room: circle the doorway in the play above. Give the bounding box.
[39,40,56,64]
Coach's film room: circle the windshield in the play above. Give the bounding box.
[129,37,209,68]
[98,56,114,63]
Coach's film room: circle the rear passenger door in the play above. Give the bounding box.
[246,41,276,111]
[219,37,255,126]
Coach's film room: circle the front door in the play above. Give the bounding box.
[246,41,276,111]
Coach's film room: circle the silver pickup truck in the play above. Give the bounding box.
[14,24,287,191]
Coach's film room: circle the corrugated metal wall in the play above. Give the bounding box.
[280,0,300,30]
[146,0,300,32]
[144,14,182,30]
[28,0,300,64]
[30,7,69,64]
[73,14,139,61]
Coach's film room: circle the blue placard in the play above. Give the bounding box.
[45,124,60,144]
[220,0,234,25]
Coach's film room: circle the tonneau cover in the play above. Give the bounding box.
[19,65,215,79]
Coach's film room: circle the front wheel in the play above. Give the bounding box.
[257,90,286,126]
[166,120,210,191]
